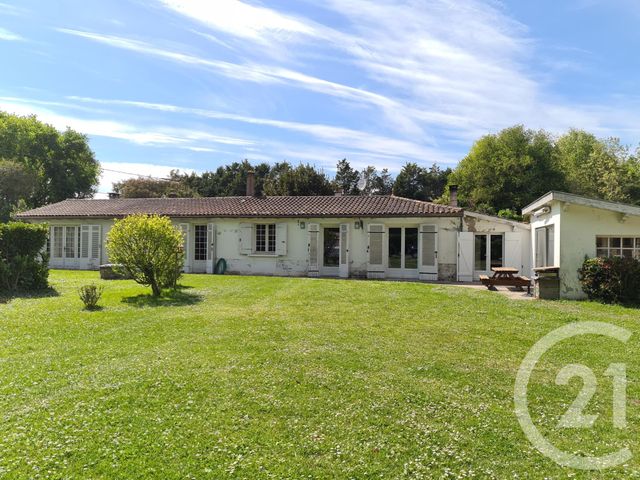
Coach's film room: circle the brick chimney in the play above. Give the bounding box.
[246,170,256,197]
[449,184,458,207]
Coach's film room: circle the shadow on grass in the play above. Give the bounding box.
[0,287,60,304]
[82,305,105,312]
[121,288,203,308]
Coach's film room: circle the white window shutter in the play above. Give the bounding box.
[308,223,320,276]
[339,223,350,278]
[367,224,385,279]
[504,231,522,271]
[419,225,437,267]
[90,225,101,260]
[80,225,90,258]
[178,223,189,271]
[239,223,253,255]
[275,223,287,256]
[457,231,474,282]
[206,223,216,273]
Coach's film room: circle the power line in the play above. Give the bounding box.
[101,167,172,181]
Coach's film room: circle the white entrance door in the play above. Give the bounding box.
[339,223,350,278]
[192,224,208,273]
[367,224,385,279]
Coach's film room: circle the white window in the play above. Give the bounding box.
[535,225,555,267]
[596,237,640,259]
[255,224,276,253]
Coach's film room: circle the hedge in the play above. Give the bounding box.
[0,222,49,291]
[578,256,640,305]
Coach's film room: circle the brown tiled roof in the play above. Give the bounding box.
[16,195,463,219]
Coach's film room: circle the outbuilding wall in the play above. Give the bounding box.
[559,203,640,298]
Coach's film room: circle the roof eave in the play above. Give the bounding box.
[16,212,464,220]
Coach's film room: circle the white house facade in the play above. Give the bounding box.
[523,191,640,299]
[17,193,531,284]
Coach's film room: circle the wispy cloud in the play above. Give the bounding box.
[67,96,437,158]
[57,28,424,135]
[0,27,23,41]
[152,0,633,140]
[0,97,254,148]
[0,2,28,16]
[159,0,318,43]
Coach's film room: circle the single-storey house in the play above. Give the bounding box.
[523,191,640,299]
[16,181,531,283]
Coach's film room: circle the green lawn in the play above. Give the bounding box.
[1,271,639,479]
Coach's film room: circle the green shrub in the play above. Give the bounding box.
[78,283,104,310]
[106,214,184,297]
[0,222,49,291]
[578,256,640,305]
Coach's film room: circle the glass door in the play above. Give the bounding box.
[321,227,340,276]
[474,234,504,278]
[388,227,419,278]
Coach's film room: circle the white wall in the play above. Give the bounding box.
[35,216,463,280]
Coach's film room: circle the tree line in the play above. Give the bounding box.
[113,159,451,201]
[3,109,640,222]
[446,125,640,217]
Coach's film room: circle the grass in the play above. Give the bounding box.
[1,270,640,478]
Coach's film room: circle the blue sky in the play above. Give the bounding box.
[1,0,639,196]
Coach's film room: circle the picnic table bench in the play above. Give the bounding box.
[480,267,531,294]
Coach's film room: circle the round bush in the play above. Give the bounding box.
[106,214,184,297]
[579,256,640,305]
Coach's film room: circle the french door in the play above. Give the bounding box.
[474,234,504,278]
[50,225,100,269]
[387,227,419,278]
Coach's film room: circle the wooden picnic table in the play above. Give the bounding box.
[490,267,519,278]
[480,267,531,294]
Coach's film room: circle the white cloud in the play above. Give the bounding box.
[0,27,23,41]
[0,97,254,148]
[159,0,317,43]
